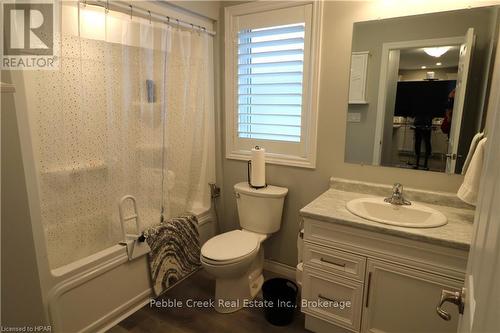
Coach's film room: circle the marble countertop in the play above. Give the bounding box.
[300,183,474,251]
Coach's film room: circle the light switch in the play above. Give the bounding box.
[347,112,361,123]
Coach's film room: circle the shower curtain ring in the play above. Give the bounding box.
[105,0,109,13]
[148,10,152,24]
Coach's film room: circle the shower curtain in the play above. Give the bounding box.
[30,3,215,269]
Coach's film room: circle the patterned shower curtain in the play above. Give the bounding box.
[28,2,214,269]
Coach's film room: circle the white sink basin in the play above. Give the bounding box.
[346,197,447,228]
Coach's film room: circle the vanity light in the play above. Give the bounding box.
[436,62,442,66]
[424,46,451,58]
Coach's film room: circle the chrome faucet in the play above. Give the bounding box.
[384,183,411,206]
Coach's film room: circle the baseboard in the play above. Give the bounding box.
[264,259,296,280]
[95,294,151,333]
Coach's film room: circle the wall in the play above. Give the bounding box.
[345,7,497,165]
[169,1,221,21]
[219,1,500,268]
[399,68,458,81]
[1,73,48,328]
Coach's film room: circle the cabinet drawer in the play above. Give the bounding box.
[302,269,363,332]
[304,243,366,281]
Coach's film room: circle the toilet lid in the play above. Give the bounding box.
[201,230,259,262]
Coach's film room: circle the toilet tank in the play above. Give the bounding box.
[234,182,288,234]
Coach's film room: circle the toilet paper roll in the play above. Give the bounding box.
[250,146,266,187]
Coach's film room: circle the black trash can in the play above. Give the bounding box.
[262,278,298,326]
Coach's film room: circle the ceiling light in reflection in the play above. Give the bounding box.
[421,66,427,69]
[424,46,451,58]
[436,62,442,66]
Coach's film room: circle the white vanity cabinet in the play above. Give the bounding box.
[301,218,468,333]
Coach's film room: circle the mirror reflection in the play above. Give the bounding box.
[345,7,499,174]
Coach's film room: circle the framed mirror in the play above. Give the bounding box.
[344,6,499,174]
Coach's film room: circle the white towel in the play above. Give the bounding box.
[461,132,484,175]
[457,137,487,206]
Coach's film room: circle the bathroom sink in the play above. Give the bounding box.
[346,197,447,228]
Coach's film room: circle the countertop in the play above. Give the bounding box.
[300,184,474,251]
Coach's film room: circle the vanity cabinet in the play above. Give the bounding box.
[301,218,468,333]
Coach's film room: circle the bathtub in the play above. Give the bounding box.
[10,54,217,333]
[46,207,216,333]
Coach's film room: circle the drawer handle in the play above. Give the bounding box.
[318,294,335,303]
[366,272,372,307]
[320,257,346,268]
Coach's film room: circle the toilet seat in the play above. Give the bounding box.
[201,230,260,264]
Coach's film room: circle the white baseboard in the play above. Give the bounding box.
[264,259,296,280]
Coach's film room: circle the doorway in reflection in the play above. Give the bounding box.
[385,47,459,172]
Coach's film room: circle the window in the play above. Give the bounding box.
[225,2,323,168]
[238,23,305,143]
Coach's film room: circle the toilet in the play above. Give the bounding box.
[200,182,288,313]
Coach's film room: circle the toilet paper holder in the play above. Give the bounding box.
[247,160,267,189]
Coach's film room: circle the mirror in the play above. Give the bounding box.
[345,6,499,174]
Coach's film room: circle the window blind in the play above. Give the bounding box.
[237,23,305,142]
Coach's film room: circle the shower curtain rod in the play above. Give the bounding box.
[81,0,216,36]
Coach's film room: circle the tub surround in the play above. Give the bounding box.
[300,178,474,250]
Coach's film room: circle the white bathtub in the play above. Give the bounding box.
[46,207,216,333]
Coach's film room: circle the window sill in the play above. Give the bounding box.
[226,150,316,169]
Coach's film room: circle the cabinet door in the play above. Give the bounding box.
[349,52,369,104]
[362,259,463,333]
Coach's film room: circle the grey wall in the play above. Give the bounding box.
[1,73,48,327]
[218,1,484,268]
[399,68,458,81]
[345,7,498,168]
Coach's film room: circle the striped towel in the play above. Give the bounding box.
[143,214,201,296]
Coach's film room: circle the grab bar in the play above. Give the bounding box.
[118,195,141,241]
[118,195,150,260]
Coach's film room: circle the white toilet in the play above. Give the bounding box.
[200,182,288,313]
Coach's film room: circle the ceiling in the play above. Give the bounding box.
[398,45,460,70]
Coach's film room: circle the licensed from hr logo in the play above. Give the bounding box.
[151,298,352,310]
[0,326,51,332]
[1,1,59,69]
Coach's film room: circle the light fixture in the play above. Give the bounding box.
[421,66,427,69]
[424,46,451,58]
[436,62,442,66]
[80,4,106,41]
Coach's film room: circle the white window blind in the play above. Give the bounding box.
[225,2,321,168]
[237,24,305,142]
